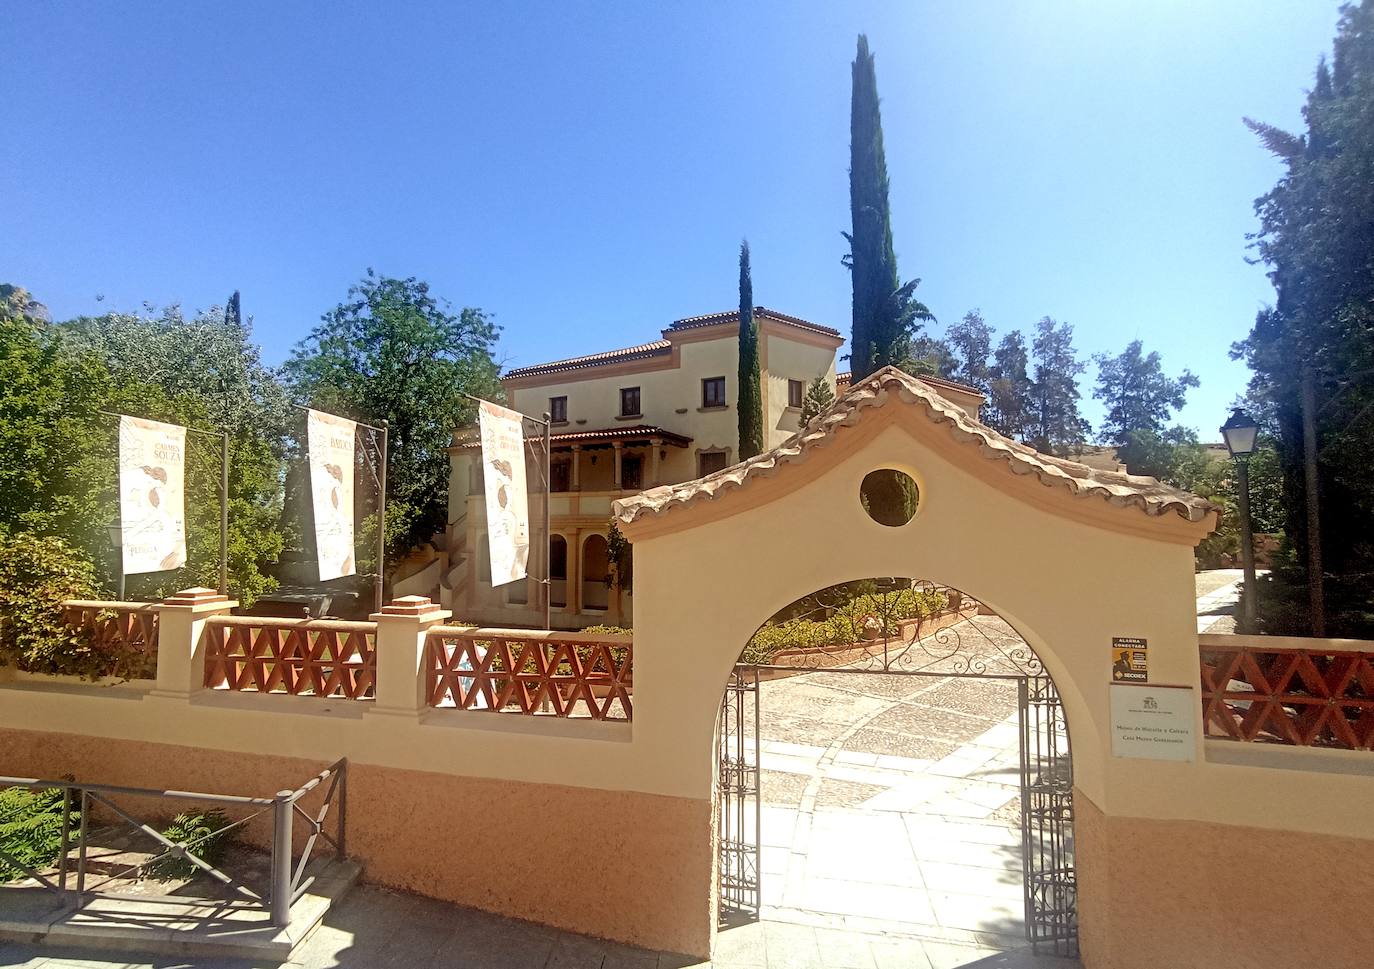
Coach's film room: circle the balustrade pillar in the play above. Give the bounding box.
[613,442,623,490]
[151,587,237,699]
[570,444,582,492]
[649,437,662,487]
[370,595,453,718]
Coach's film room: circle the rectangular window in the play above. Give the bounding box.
[620,386,641,417]
[788,379,804,409]
[698,451,728,477]
[549,396,567,423]
[621,454,643,491]
[702,376,726,408]
[550,460,570,493]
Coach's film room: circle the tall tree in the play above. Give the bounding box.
[1028,317,1090,455]
[1092,340,1199,473]
[946,310,994,393]
[736,241,764,460]
[986,330,1034,440]
[1235,1,1374,635]
[799,376,836,426]
[284,270,501,564]
[844,34,934,380]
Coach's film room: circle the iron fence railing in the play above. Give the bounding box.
[0,758,347,928]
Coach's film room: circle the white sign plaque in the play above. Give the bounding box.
[1110,684,1197,762]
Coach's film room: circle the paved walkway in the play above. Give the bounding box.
[1195,569,1244,633]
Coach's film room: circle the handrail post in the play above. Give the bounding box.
[337,760,348,860]
[370,596,452,717]
[271,790,294,928]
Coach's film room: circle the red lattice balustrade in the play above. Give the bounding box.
[61,600,160,679]
[204,617,377,700]
[425,627,632,721]
[1199,634,1374,750]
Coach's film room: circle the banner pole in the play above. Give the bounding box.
[376,420,389,613]
[220,431,230,596]
[543,412,552,630]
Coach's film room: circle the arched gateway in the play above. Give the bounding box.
[613,367,1216,963]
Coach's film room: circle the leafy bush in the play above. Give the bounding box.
[146,809,234,881]
[742,585,948,665]
[0,785,74,882]
[0,532,104,677]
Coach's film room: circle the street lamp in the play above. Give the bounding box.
[1220,409,1260,629]
[106,520,125,602]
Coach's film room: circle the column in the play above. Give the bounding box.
[649,437,662,488]
[613,442,623,490]
[570,445,582,492]
[570,529,582,615]
[152,587,238,699]
[370,595,453,718]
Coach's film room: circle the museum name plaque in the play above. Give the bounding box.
[1110,683,1197,762]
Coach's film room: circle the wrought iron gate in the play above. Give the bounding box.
[717,664,761,920]
[1020,675,1079,956]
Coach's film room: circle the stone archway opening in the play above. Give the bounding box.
[716,577,1076,967]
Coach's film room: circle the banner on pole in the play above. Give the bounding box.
[119,416,187,575]
[478,400,530,587]
[307,409,357,581]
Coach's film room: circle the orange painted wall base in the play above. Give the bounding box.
[1075,789,1374,969]
[0,728,713,958]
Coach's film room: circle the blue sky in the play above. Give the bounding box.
[3,2,1342,435]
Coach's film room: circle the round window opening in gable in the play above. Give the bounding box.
[859,469,919,527]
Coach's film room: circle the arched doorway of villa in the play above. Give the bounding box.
[716,577,1076,961]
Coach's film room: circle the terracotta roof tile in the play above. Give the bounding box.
[504,340,672,380]
[456,424,692,449]
[836,370,984,399]
[669,307,842,339]
[614,366,1217,529]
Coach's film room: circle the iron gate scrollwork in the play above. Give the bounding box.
[1020,675,1078,956]
[717,663,761,921]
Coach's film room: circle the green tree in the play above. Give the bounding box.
[284,270,501,565]
[946,310,994,393]
[59,303,289,603]
[1233,1,1374,634]
[1028,317,1090,455]
[844,34,934,380]
[902,335,958,379]
[799,376,836,426]
[986,330,1034,440]
[736,241,764,459]
[1093,340,1199,472]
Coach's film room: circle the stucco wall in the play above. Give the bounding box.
[763,332,836,446]
[0,727,711,956]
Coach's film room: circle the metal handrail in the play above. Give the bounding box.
[0,757,347,929]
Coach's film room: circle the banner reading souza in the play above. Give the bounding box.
[119,416,187,574]
[478,400,530,586]
[307,409,357,581]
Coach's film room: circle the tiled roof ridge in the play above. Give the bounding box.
[504,340,672,380]
[670,306,841,338]
[613,366,1218,528]
[836,370,985,399]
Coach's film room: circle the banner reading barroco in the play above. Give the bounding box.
[118,416,187,575]
[307,409,357,581]
[478,400,530,586]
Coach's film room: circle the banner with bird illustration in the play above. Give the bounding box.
[307,409,357,581]
[118,415,187,575]
[478,400,530,587]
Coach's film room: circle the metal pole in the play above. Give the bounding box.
[1235,458,1258,631]
[271,790,293,927]
[375,421,389,614]
[1301,368,1326,637]
[543,412,552,630]
[220,431,230,596]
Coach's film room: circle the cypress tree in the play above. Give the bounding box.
[737,241,764,459]
[226,290,242,330]
[845,35,895,381]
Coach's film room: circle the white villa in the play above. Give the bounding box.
[436,307,984,628]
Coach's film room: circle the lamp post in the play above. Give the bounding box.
[106,520,125,602]
[1220,409,1259,630]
